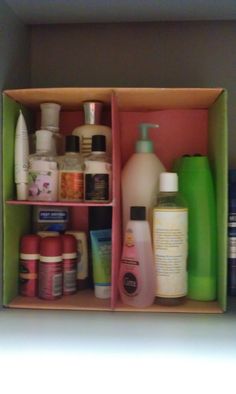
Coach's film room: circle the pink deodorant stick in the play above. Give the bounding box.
[61,234,77,295]
[38,236,63,300]
[19,234,40,297]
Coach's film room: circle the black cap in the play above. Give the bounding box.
[65,135,80,152]
[92,135,106,152]
[130,206,146,221]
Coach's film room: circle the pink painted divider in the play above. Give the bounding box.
[111,92,122,309]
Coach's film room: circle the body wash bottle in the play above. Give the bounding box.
[14,111,29,200]
[72,101,111,157]
[122,123,165,234]
[153,172,188,305]
[28,130,58,201]
[119,206,156,308]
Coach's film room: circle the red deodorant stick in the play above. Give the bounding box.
[19,234,40,297]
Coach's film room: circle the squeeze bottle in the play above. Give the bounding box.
[121,123,165,234]
[176,155,217,301]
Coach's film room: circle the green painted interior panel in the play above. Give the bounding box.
[2,95,31,304]
[208,91,228,311]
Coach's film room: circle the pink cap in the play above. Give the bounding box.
[61,234,77,254]
[20,234,40,254]
[40,236,62,257]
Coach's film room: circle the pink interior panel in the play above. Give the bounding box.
[120,110,208,170]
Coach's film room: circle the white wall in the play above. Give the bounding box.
[30,21,236,165]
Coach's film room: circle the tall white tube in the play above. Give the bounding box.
[14,110,29,200]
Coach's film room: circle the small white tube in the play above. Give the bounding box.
[14,110,29,200]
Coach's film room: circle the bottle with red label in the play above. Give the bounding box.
[58,135,84,201]
[119,206,156,308]
[38,236,63,300]
[19,234,41,297]
[61,234,77,295]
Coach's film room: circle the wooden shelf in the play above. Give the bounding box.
[6,200,114,207]
[7,289,111,311]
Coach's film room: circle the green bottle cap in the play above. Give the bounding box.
[135,123,159,153]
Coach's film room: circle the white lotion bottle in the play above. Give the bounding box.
[15,110,29,200]
[72,101,112,158]
[119,206,156,308]
[122,123,165,234]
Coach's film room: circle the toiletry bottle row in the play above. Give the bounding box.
[28,133,111,202]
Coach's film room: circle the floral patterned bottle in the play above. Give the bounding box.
[28,129,58,201]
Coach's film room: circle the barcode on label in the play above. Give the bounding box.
[64,270,76,291]
[53,274,62,296]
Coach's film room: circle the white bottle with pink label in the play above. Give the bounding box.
[119,206,156,308]
[28,129,58,201]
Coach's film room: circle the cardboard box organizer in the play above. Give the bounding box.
[2,87,228,313]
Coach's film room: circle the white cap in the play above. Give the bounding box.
[36,129,53,151]
[95,285,111,299]
[160,172,178,192]
[40,103,61,133]
[17,183,28,200]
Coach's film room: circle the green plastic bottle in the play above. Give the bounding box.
[175,155,217,301]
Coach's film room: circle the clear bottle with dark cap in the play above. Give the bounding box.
[72,101,112,158]
[58,135,84,201]
[84,135,111,202]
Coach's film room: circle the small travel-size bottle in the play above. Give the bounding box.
[84,134,111,202]
[72,101,112,157]
[119,206,156,308]
[28,129,58,201]
[153,172,188,306]
[58,135,84,201]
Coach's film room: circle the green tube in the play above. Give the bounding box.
[90,229,112,299]
[176,156,217,301]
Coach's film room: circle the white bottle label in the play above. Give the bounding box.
[153,208,188,298]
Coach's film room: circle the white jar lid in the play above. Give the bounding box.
[160,172,178,192]
[95,285,111,299]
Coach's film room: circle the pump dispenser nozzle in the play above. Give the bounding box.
[136,123,159,153]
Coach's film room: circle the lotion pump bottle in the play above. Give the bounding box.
[122,123,165,234]
[119,206,156,308]
[72,101,112,157]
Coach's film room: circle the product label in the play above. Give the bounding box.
[153,208,188,298]
[19,259,38,297]
[120,228,141,297]
[85,174,109,201]
[38,210,68,222]
[59,171,83,201]
[63,258,77,295]
[81,136,92,155]
[28,170,58,201]
[38,261,62,299]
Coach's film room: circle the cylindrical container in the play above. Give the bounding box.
[61,234,77,295]
[19,234,40,297]
[66,231,89,290]
[228,169,236,296]
[38,236,63,300]
[119,206,156,308]
[153,173,188,305]
[72,101,112,157]
[176,156,217,301]
[15,111,29,200]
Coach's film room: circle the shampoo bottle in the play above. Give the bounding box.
[119,206,156,308]
[176,155,217,301]
[153,172,188,305]
[72,101,112,157]
[122,123,165,234]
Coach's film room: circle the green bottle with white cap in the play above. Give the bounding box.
[122,123,165,234]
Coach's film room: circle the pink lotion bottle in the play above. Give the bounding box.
[119,206,156,308]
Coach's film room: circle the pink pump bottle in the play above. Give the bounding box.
[119,206,156,308]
